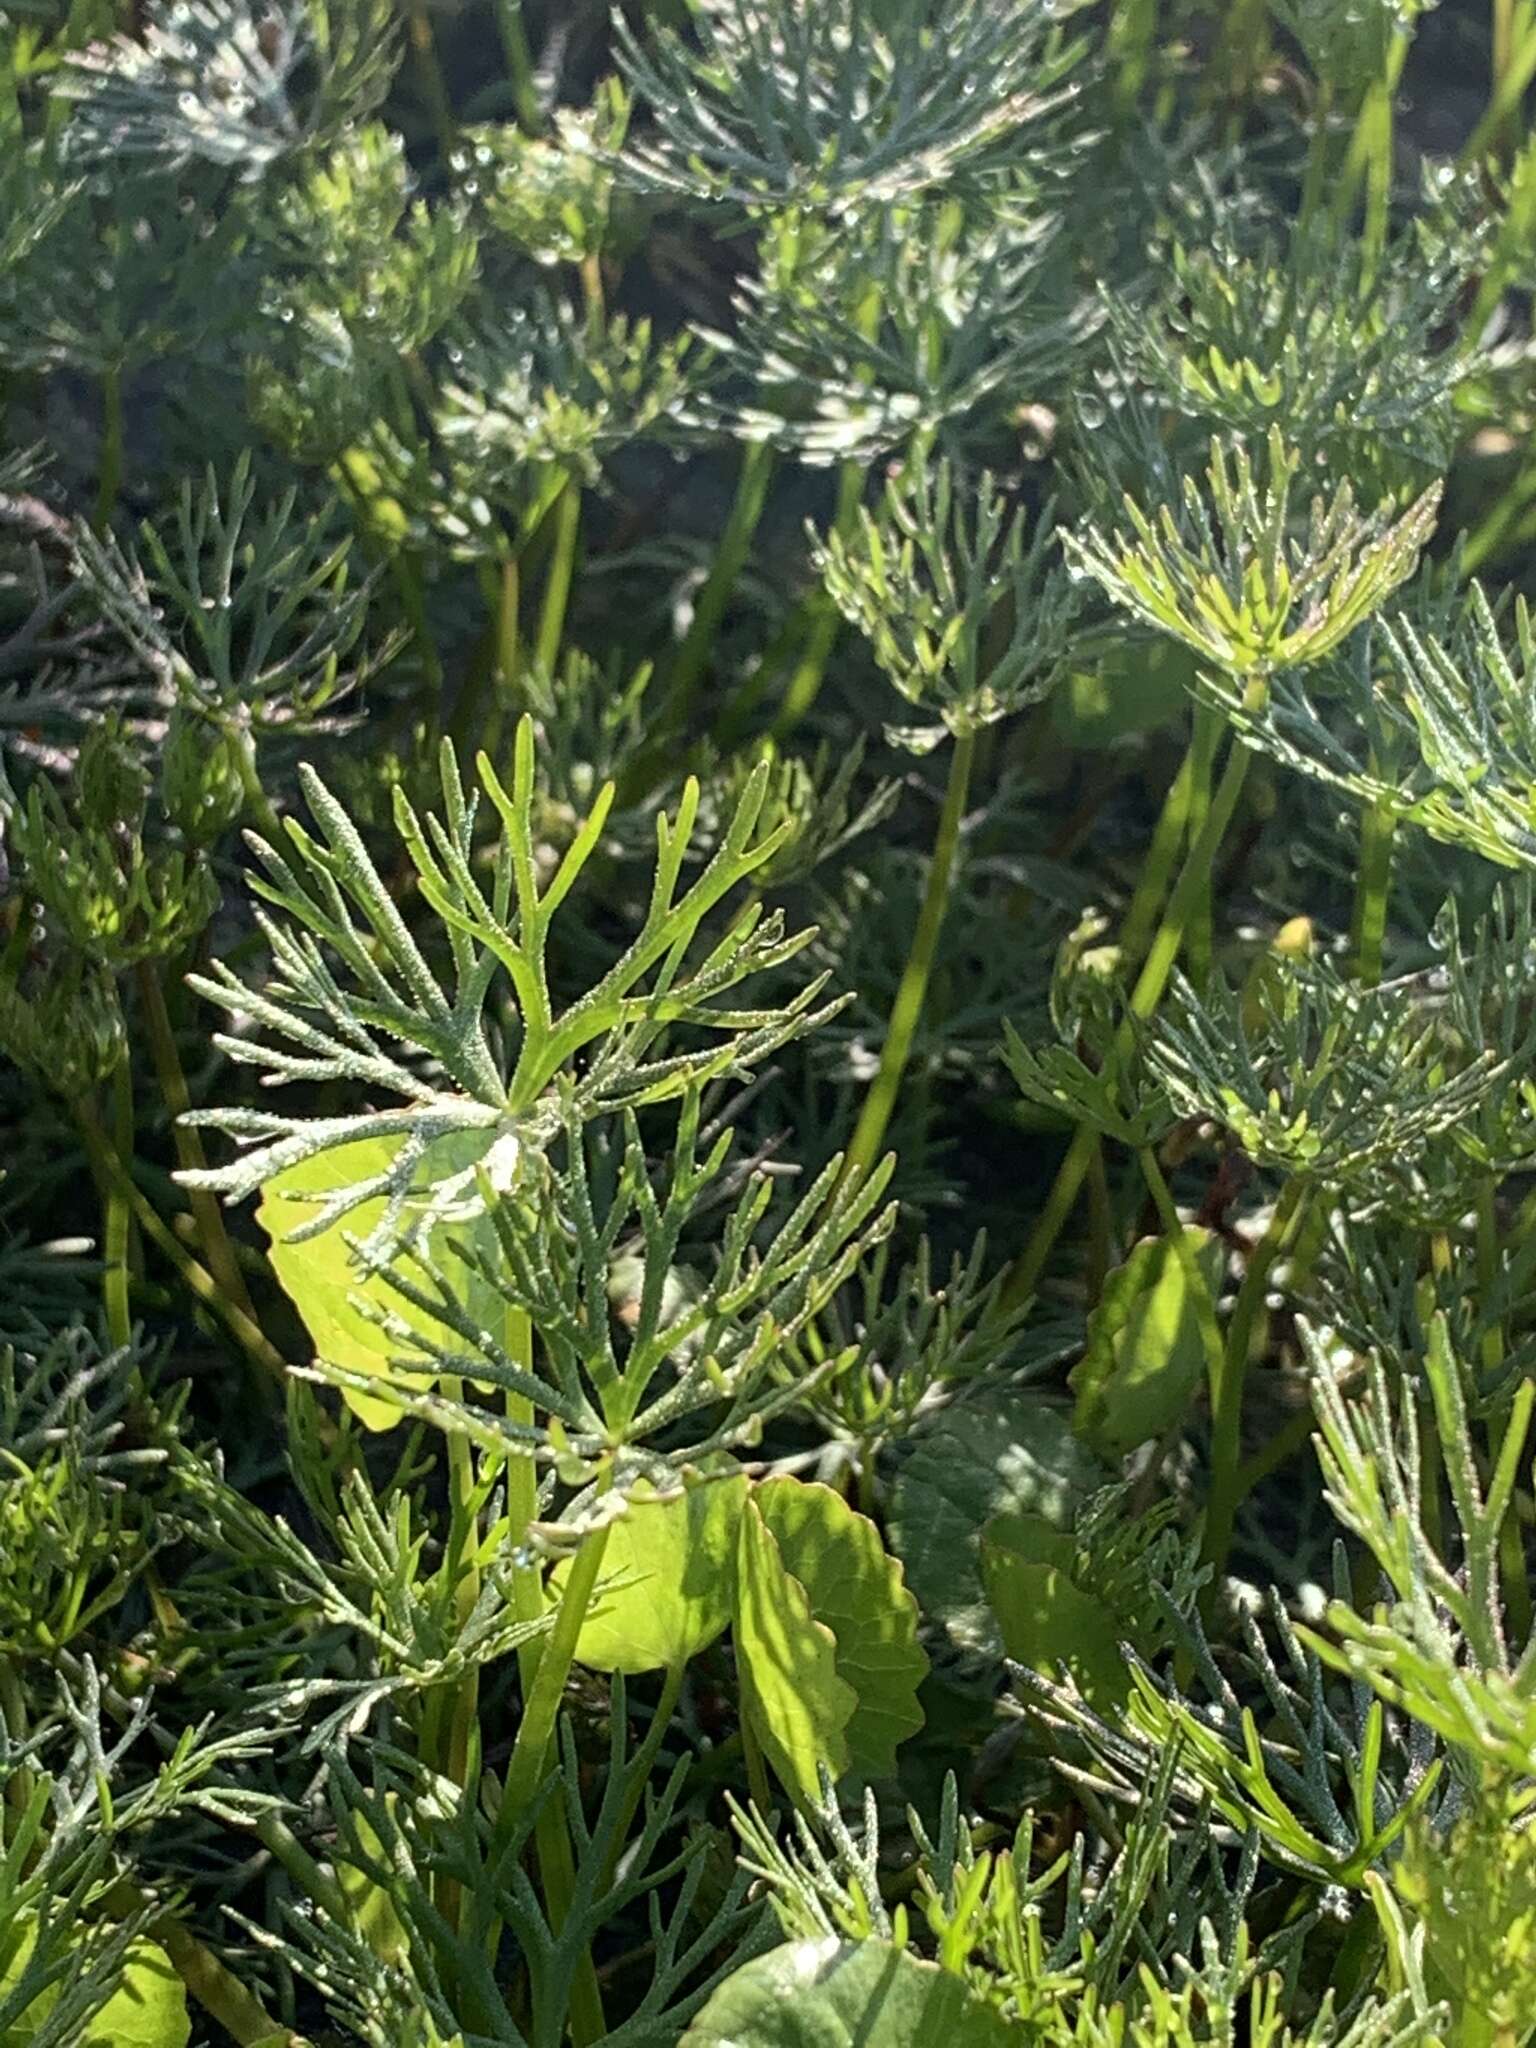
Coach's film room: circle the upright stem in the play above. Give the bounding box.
[405,0,457,162]
[1137,1147,1225,1394]
[1201,1179,1308,1597]
[1351,796,1396,986]
[135,962,255,1320]
[658,440,777,751]
[770,460,865,741]
[1477,1181,1533,1644]
[99,1064,135,1350]
[1118,706,1217,967]
[494,0,542,131]
[999,741,1254,1311]
[535,480,581,677]
[1296,77,1336,241]
[433,1376,482,1934]
[501,1519,611,1822]
[841,730,975,1188]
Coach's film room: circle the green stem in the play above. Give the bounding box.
[999,740,1253,1310]
[135,962,256,1321]
[94,1065,135,1351]
[405,0,457,162]
[95,363,124,532]
[600,1663,686,1888]
[1183,709,1218,991]
[658,440,777,749]
[534,481,581,677]
[1137,1148,1226,1397]
[1118,707,1216,968]
[770,460,865,741]
[1201,1180,1309,1596]
[501,1520,611,1821]
[1351,796,1396,986]
[841,729,975,1188]
[1477,1181,1533,1645]
[76,1111,290,1390]
[1296,77,1336,241]
[1108,0,1157,111]
[154,1913,312,2048]
[427,1376,483,1939]
[494,0,542,131]
[488,1433,613,2041]
[255,1812,351,1925]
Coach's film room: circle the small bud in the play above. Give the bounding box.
[78,717,148,835]
[161,710,248,844]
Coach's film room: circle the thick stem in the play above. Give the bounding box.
[1116,709,1214,966]
[76,1110,290,1389]
[1137,1147,1226,1398]
[1201,1180,1309,1597]
[430,1377,482,1935]
[841,729,975,1188]
[89,1066,135,1352]
[135,962,256,1320]
[1351,796,1396,987]
[153,1913,311,2048]
[494,0,542,131]
[659,440,777,749]
[535,481,581,678]
[501,1520,611,1822]
[405,0,457,162]
[770,460,865,741]
[999,740,1253,1310]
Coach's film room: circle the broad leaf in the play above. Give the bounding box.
[563,1473,748,1674]
[258,1130,504,1430]
[980,1510,1128,1705]
[736,1498,855,1809]
[1070,1229,1220,1458]
[682,1937,1014,2047]
[1,1927,190,2048]
[886,1393,1103,1653]
[754,1476,927,1778]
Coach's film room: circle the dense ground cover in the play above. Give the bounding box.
[9,0,1536,2041]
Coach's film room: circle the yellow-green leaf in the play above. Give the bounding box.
[258,1130,502,1431]
[754,1477,926,1779]
[735,1497,855,1809]
[980,1511,1127,1706]
[1070,1229,1220,1458]
[561,1473,748,1675]
[683,1937,1014,2047]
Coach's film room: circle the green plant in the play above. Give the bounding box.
[10,3,1536,2044]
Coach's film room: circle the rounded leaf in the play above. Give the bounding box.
[683,1937,1013,2047]
[736,1498,855,1809]
[754,1477,927,1779]
[561,1473,748,1674]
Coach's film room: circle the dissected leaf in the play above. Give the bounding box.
[563,1473,748,1674]
[735,1497,856,1809]
[1070,1229,1220,1458]
[754,1476,927,1779]
[887,1393,1104,1652]
[682,1936,1014,2047]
